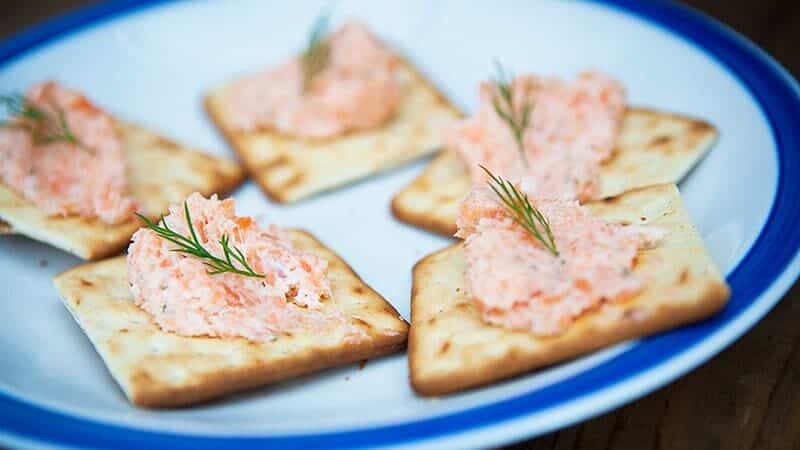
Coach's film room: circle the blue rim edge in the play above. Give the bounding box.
[1,0,799,448]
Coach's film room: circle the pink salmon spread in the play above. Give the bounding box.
[447,71,625,202]
[456,186,664,336]
[0,81,137,224]
[224,21,401,139]
[127,193,358,342]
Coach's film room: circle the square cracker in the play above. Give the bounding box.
[392,108,719,236]
[0,121,245,260]
[408,184,730,396]
[53,229,409,408]
[205,57,462,203]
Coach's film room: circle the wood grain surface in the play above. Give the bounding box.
[2,1,799,449]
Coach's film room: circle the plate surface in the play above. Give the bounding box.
[1,1,800,449]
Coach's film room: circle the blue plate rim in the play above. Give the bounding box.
[1,0,799,449]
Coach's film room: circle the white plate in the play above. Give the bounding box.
[1,1,799,449]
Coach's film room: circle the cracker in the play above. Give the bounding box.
[0,122,245,260]
[205,57,461,203]
[408,184,729,396]
[392,108,718,236]
[53,229,409,408]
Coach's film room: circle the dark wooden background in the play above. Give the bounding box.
[2,2,799,449]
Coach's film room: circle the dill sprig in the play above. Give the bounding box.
[0,93,84,148]
[481,165,558,256]
[135,203,265,278]
[301,11,332,93]
[491,62,531,167]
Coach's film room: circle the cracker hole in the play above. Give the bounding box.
[679,269,690,284]
[649,135,671,147]
[351,318,373,330]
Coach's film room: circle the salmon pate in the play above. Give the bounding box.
[0,81,137,224]
[128,193,362,343]
[456,185,664,336]
[224,21,401,139]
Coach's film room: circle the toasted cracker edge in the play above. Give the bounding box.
[390,151,460,237]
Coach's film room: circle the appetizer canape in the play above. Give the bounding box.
[408,176,729,396]
[392,68,718,236]
[205,16,461,203]
[0,82,245,259]
[54,193,408,408]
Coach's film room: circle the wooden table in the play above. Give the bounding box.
[2,2,799,449]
